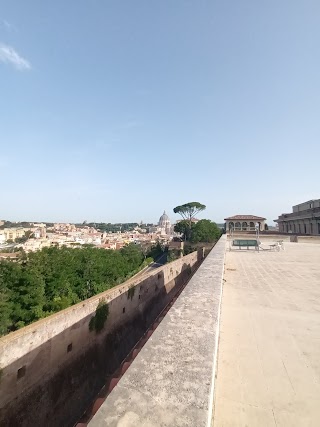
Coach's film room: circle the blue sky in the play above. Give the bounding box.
[0,1,319,225]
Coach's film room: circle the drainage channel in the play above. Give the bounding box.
[74,268,197,427]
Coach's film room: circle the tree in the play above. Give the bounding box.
[190,219,222,243]
[9,268,46,327]
[174,220,192,241]
[147,242,163,261]
[0,244,149,337]
[25,230,33,239]
[173,202,206,240]
[120,244,144,270]
[15,236,28,244]
[0,262,14,335]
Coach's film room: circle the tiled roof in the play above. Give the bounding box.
[224,215,266,221]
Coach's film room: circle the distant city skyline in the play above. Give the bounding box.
[1,197,316,227]
[1,1,319,226]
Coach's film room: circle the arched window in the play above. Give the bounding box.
[249,222,255,230]
[228,222,234,230]
[235,222,241,230]
[242,222,248,231]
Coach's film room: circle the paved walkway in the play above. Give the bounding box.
[213,242,320,427]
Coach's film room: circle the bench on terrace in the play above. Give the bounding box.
[232,239,259,250]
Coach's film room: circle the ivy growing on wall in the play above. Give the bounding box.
[89,298,109,333]
[127,285,135,301]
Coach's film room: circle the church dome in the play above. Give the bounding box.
[158,211,170,228]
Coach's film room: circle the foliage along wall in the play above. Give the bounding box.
[0,244,152,336]
[0,250,202,427]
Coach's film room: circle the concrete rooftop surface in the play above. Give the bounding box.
[213,240,320,427]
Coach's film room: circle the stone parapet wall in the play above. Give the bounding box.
[0,249,203,427]
[89,236,226,427]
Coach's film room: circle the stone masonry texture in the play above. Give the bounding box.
[89,236,226,427]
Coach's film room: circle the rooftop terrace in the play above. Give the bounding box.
[2,234,320,427]
[214,239,320,426]
[84,236,320,426]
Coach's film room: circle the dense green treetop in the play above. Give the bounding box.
[173,220,190,240]
[83,223,139,233]
[173,202,206,222]
[190,220,222,243]
[174,219,221,243]
[0,221,33,230]
[173,202,206,240]
[0,243,154,337]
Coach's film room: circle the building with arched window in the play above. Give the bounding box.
[224,215,266,232]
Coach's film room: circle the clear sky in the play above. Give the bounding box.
[1,1,319,225]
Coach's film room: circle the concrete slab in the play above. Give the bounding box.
[88,237,226,427]
[213,241,320,427]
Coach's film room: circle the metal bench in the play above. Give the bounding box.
[232,239,259,250]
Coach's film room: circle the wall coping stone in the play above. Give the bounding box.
[0,251,198,365]
[89,235,226,427]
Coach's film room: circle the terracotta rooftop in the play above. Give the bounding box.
[224,215,266,221]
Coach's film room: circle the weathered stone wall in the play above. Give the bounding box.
[0,250,203,427]
[89,236,226,427]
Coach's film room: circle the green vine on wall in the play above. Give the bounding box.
[89,298,109,333]
[127,285,135,301]
[186,265,192,276]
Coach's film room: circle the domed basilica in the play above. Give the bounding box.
[158,211,171,235]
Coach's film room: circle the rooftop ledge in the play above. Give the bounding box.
[88,235,226,427]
